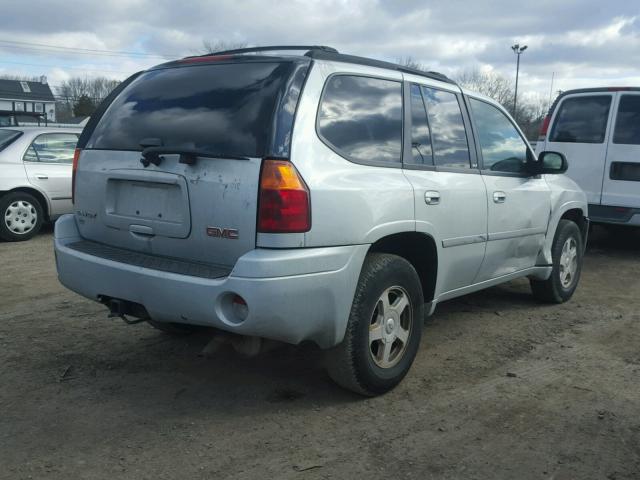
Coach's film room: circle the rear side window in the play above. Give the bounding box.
[0,129,22,152]
[24,133,79,164]
[87,62,303,158]
[613,95,640,145]
[421,87,470,168]
[317,75,402,164]
[550,95,611,143]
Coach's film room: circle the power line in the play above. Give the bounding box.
[0,59,138,75]
[0,38,178,59]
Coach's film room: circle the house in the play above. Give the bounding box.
[0,76,56,122]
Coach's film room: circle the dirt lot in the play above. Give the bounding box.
[0,225,639,480]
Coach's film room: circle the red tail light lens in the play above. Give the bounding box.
[72,148,81,204]
[258,159,310,233]
[539,115,551,137]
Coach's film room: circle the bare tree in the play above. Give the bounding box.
[396,56,430,72]
[455,68,515,109]
[202,40,248,54]
[55,76,121,121]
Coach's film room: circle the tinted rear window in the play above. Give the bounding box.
[317,75,403,164]
[613,95,640,145]
[87,62,302,157]
[549,95,611,143]
[0,129,22,152]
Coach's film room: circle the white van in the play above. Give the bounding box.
[536,88,640,227]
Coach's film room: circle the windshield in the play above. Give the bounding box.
[86,61,305,158]
[0,129,22,152]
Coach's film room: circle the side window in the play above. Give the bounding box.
[549,95,611,143]
[23,146,39,162]
[29,133,79,164]
[469,98,528,174]
[613,95,640,145]
[421,87,470,168]
[408,84,433,165]
[318,75,403,164]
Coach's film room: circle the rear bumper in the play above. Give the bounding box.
[54,215,368,348]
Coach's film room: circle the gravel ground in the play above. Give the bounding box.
[0,225,639,479]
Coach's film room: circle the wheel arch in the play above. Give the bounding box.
[537,202,588,265]
[0,187,51,221]
[367,231,438,306]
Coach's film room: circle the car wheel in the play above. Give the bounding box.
[147,320,200,335]
[326,253,424,396]
[0,192,44,242]
[530,219,583,303]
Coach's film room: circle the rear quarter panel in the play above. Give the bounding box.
[290,61,415,248]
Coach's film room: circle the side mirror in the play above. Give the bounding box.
[538,151,568,174]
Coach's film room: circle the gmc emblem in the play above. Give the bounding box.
[206,227,239,240]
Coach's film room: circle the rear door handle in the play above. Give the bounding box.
[493,191,507,203]
[35,174,48,180]
[425,191,440,205]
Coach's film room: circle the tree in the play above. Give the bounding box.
[397,56,430,72]
[72,94,96,117]
[55,76,120,121]
[455,68,515,111]
[201,40,248,54]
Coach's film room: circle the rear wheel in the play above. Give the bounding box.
[0,192,44,242]
[326,253,424,396]
[530,219,583,303]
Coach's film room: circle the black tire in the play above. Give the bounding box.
[326,253,424,396]
[147,320,200,335]
[0,191,44,242]
[530,219,583,303]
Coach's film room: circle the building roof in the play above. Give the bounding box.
[0,79,55,102]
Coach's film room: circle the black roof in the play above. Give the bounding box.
[0,79,55,102]
[175,45,455,85]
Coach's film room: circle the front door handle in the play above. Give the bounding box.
[35,174,48,180]
[425,191,441,205]
[493,191,507,203]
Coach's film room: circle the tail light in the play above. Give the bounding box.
[538,115,551,139]
[258,159,311,233]
[72,148,81,204]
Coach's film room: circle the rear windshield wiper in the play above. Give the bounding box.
[140,146,250,167]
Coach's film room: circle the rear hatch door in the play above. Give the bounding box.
[75,59,308,268]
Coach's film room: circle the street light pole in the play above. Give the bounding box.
[511,43,527,120]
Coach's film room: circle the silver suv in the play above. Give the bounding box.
[54,46,588,395]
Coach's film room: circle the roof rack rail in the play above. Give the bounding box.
[211,45,339,56]
[305,50,456,85]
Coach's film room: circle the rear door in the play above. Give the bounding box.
[467,97,551,281]
[601,92,640,208]
[544,93,614,205]
[402,83,487,294]
[23,132,78,216]
[76,60,307,268]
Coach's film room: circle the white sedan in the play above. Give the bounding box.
[0,126,82,241]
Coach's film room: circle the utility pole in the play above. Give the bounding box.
[511,43,528,120]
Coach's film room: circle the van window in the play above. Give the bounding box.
[550,95,611,143]
[317,75,402,164]
[613,95,640,145]
[469,98,528,173]
[421,87,470,168]
[87,62,303,158]
[407,84,433,165]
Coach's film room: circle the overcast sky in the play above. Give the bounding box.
[1,0,639,105]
